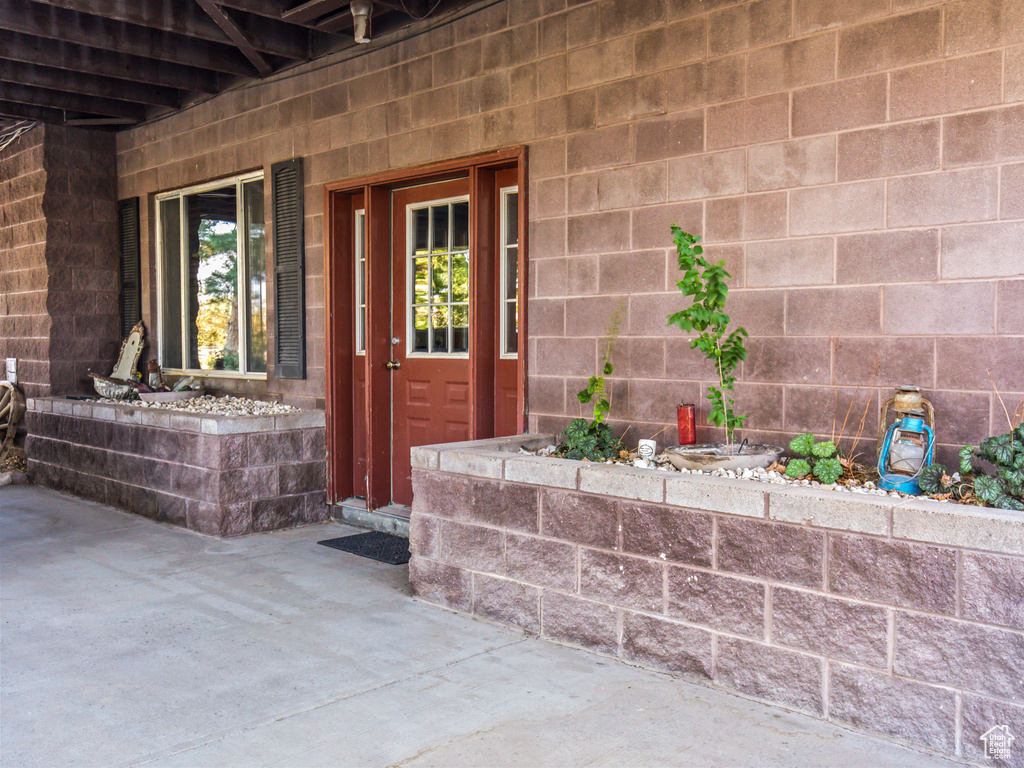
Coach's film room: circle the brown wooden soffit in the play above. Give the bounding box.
[0,0,486,130]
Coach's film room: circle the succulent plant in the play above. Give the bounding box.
[785,433,843,485]
[921,424,1024,511]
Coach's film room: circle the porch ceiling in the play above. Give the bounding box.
[0,0,478,132]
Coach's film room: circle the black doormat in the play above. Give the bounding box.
[317,531,410,565]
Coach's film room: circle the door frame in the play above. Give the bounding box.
[323,148,528,509]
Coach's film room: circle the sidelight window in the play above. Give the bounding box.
[500,187,519,358]
[355,208,366,355]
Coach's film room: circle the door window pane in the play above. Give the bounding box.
[505,301,518,355]
[412,306,429,352]
[413,208,429,254]
[452,304,469,353]
[452,253,469,302]
[430,254,449,302]
[430,305,449,352]
[505,192,518,246]
[431,205,448,253]
[412,256,429,305]
[452,201,469,250]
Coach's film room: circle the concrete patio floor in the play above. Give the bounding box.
[1,485,956,768]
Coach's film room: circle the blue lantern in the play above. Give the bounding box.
[877,413,935,495]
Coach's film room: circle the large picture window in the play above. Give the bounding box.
[157,173,267,376]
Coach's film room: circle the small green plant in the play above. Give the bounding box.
[560,301,625,462]
[785,433,843,484]
[561,418,620,462]
[920,423,1024,511]
[667,225,748,447]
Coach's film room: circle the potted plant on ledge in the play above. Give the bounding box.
[663,225,782,471]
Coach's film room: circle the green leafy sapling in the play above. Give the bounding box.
[785,433,843,484]
[561,301,625,462]
[667,225,748,448]
[920,423,1024,511]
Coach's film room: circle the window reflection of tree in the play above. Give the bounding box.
[185,187,238,371]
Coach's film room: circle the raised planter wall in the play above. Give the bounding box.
[409,435,1024,766]
[24,397,327,536]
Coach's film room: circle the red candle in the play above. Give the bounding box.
[677,403,696,445]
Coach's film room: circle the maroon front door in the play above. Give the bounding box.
[389,179,473,505]
[327,152,526,511]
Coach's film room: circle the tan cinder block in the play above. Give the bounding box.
[409,447,439,470]
[883,282,995,336]
[890,52,1003,121]
[786,285,882,336]
[668,149,746,201]
[837,8,941,77]
[768,485,890,536]
[887,168,999,227]
[792,75,887,137]
[837,121,940,182]
[578,464,665,503]
[789,181,885,235]
[748,136,835,192]
[944,0,1024,56]
[793,0,888,36]
[943,104,1024,168]
[748,34,837,97]
[665,474,766,517]
[893,498,1024,557]
[833,336,935,387]
[746,238,834,288]
[438,450,504,479]
[503,455,579,489]
[706,94,790,151]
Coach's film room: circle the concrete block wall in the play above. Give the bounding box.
[24,398,328,536]
[1,125,51,397]
[113,0,1024,454]
[1,124,120,398]
[409,436,1024,765]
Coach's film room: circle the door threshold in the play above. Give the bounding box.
[333,498,410,538]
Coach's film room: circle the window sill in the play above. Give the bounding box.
[161,369,268,381]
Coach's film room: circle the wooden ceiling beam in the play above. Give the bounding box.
[28,0,312,59]
[194,0,273,76]
[3,31,221,92]
[0,2,255,76]
[0,81,147,120]
[282,0,348,25]
[0,59,181,108]
[0,99,74,124]
[64,116,138,125]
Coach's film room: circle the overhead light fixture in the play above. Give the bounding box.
[351,1,372,43]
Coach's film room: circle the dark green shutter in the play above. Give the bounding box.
[272,158,305,379]
[118,197,141,339]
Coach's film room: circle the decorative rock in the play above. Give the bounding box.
[97,395,298,416]
[516,443,939,504]
[0,471,28,486]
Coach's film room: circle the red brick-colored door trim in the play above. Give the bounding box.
[324,147,528,509]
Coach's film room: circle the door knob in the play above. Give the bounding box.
[385,360,401,370]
